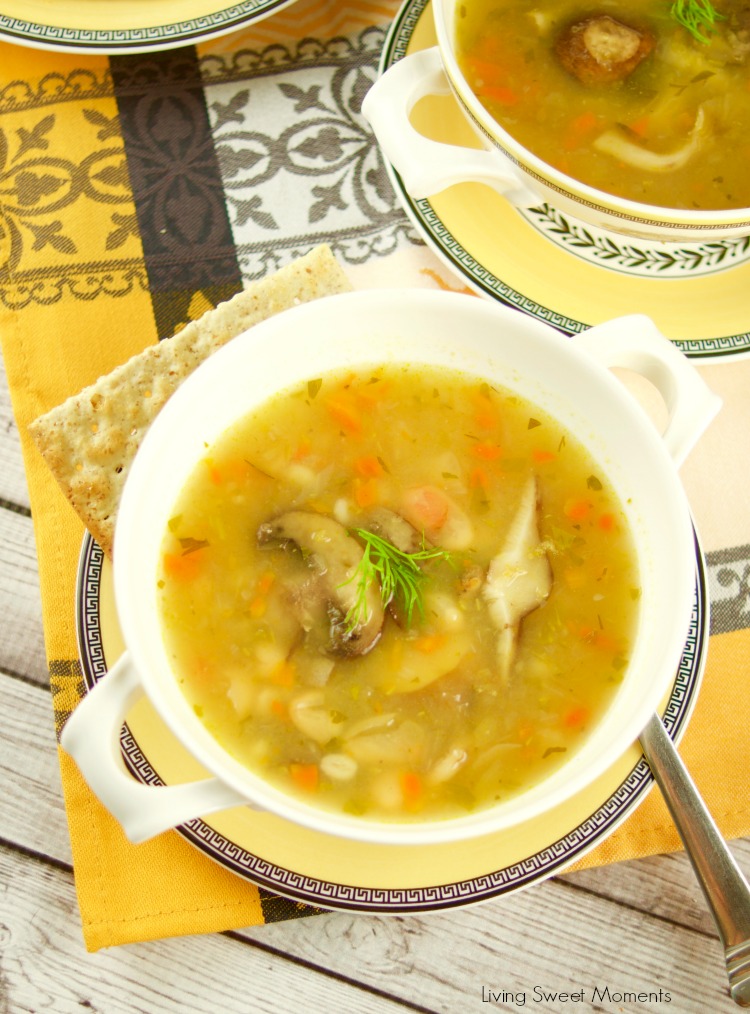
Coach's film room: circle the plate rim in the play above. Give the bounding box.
[75,529,709,913]
[381,0,750,364]
[0,0,296,54]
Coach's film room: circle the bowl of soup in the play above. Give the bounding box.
[60,289,720,845]
[362,0,750,241]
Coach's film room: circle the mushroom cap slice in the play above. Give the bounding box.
[257,510,384,657]
[483,475,552,681]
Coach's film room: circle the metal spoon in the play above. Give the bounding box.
[639,714,750,1006]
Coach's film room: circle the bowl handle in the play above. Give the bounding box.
[60,653,250,843]
[362,46,538,205]
[570,314,722,467]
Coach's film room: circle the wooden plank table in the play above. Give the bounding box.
[2,354,747,1013]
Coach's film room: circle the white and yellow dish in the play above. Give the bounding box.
[363,0,750,244]
[61,289,719,852]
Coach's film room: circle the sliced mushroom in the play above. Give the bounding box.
[257,510,384,657]
[482,475,552,682]
[593,106,707,173]
[365,506,425,553]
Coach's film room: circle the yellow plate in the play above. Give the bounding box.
[0,0,296,53]
[384,0,750,362]
[76,533,708,912]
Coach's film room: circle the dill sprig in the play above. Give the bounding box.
[343,528,452,632]
[670,0,725,43]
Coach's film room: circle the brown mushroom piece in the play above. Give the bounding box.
[257,510,384,657]
[365,505,426,554]
[482,475,552,682]
[555,15,655,86]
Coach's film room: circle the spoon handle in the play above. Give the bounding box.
[640,714,750,1007]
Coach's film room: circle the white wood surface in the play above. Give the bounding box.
[1,350,747,1014]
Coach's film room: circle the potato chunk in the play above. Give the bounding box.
[555,15,655,86]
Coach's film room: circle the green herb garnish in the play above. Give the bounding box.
[670,0,724,43]
[342,529,452,632]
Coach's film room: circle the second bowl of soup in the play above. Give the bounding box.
[362,0,750,241]
[60,289,720,844]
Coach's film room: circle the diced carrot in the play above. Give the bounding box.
[290,763,319,792]
[564,498,591,522]
[326,395,361,434]
[469,466,489,490]
[627,115,650,138]
[599,513,615,532]
[401,771,423,809]
[163,551,204,581]
[476,84,519,105]
[532,449,556,463]
[413,634,447,654]
[472,442,502,461]
[209,465,223,485]
[270,699,287,720]
[292,438,312,461]
[354,455,384,478]
[354,478,378,508]
[257,571,275,595]
[561,111,603,151]
[248,595,267,618]
[570,111,599,134]
[563,706,590,729]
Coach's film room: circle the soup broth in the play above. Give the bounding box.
[455,0,750,211]
[158,365,640,823]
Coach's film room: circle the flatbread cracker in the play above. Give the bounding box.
[29,245,352,558]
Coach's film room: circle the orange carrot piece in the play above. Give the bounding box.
[563,705,590,729]
[248,595,267,618]
[163,551,204,582]
[354,455,384,478]
[354,478,378,508]
[476,84,519,105]
[564,498,591,522]
[401,771,423,808]
[290,763,319,792]
[270,699,287,720]
[257,571,275,595]
[413,634,447,654]
[469,466,489,490]
[472,442,502,461]
[599,513,615,532]
[326,395,361,434]
[292,438,312,461]
[532,449,556,463]
[627,115,650,137]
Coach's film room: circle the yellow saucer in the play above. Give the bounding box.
[384,0,750,363]
[76,534,707,911]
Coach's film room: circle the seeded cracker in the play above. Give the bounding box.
[29,245,352,559]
